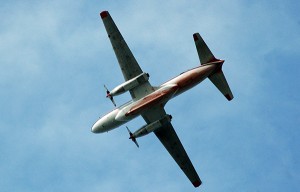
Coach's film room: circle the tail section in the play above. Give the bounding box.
[193,33,234,101]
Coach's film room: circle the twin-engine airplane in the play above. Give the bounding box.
[92,11,234,188]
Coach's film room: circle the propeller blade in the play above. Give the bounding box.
[126,126,139,148]
[104,85,116,107]
[126,126,132,134]
[111,99,116,107]
[104,84,110,96]
[133,139,139,148]
[104,84,109,92]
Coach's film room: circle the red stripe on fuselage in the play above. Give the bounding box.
[126,86,177,116]
[167,64,216,96]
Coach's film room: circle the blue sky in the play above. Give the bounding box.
[1,0,299,191]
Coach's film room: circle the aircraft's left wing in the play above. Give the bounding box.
[100,11,154,100]
[142,107,202,188]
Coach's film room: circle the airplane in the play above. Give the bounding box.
[92,10,234,188]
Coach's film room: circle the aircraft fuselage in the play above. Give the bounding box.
[92,60,223,133]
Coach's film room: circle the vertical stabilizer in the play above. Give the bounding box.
[193,33,217,64]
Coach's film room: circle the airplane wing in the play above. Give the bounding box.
[142,107,202,188]
[100,11,154,100]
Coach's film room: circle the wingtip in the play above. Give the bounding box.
[100,11,109,19]
[193,33,199,41]
[193,180,202,187]
[225,94,234,101]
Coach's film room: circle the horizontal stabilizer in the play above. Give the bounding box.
[193,33,217,64]
[209,70,234,101]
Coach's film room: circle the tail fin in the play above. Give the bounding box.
[193,33,218,64]
[193,33,234,101]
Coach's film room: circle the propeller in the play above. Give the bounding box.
[126,126,139,148]
[104,85,116,107]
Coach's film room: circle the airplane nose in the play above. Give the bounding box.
[91,109,123,133]
[91,124,97,133]
[91,120,102,133]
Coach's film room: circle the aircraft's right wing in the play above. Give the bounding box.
[142,107,202,188]
[100,11,154,100]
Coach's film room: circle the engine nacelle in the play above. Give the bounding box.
[132,115,172,138]
[109,73,149,96]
